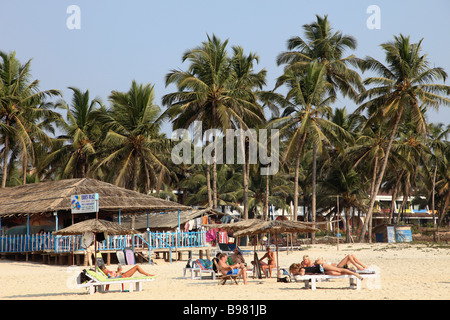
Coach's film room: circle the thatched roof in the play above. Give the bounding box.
[127,208,226,231]
[0,178,190,217]
[53,219,138,236]
[233,220,319,237]
[202,219,264,231]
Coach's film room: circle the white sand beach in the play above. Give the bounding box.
[0,243,449,300]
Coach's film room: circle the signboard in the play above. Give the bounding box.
[386,226,396,243]
[71,193,99,214]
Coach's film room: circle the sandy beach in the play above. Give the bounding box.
[1,243,449,300]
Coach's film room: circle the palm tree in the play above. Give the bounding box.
[356,34,450,242]
[275,15,362,235]
[427,123,450,234]
[163,34,266,209]
[229,46,267,219]
[272,61,346,226]
[94,81,168,192]
[44,87,103,178]
[276,14,364,100]
[0,51,60,187]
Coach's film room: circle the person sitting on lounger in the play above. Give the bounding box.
[300,255,314,268]
[258,246,276,278]
[231,247,246,265]
[100,264,154,278]
[218,253,248,285]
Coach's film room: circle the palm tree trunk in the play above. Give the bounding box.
[22,152,27,185]
[432,161,437,241]
[293,132,307,221]
[311,142,317,244]
[264,170,270,220]
[239,124,249,220]
[212,160,218,209]
[359,109,403,242]
[2,132,9,188]
[345,206,351,243]
[389,170,403,223]
[206,164,213,208]
[438,192,450,227]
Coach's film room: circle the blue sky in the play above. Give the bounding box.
[1,0,450,134]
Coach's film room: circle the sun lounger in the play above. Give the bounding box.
[291,272,378,290]
[76,268,155,294]
[183,259,216,280]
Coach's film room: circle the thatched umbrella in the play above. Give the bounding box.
[202,219,264,232]
[53,219,139,236]
[234,220,319,280]
[54,219,138,270]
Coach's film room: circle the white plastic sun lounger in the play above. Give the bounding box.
[77,268,156,294]
[292,269,379,290]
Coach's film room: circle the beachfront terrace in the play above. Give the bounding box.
[0,230,208,264]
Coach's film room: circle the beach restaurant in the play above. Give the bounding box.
[0,178,212,264]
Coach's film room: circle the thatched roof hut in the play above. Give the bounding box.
[0,178,190,218]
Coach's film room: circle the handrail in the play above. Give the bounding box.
[0,230,207,254]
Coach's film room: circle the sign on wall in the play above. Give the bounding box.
[71,193,99,214]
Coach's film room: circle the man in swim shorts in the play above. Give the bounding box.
[218,253,248,284]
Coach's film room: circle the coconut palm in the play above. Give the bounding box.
[163,34,266,209]
[94,81,168,192]
[271,61,347,225]
[43,87,103,179]
[276,14,364,100]
[229,46,267,219]
[356,34,450,242]
[0,51,61,187]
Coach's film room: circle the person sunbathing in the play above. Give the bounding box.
[300,255,314,268]
[100,264,154,278]
[290,255,364,280]
[218,253,248,284]
[314,257,363,280]
[289,262,323,276]
[332,254,368,271]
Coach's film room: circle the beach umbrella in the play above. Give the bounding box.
[202,219,264,231]
[53,219,139,270]
[202,219,264,247]
[234,220,319,280]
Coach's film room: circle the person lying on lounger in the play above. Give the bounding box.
[290,256,364,280]
[300,255,314,268]
[314,257,363,280]
[218,253,248,285]
[100,264,154,278]
[330,254,369,271]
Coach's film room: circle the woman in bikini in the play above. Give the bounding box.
[100,264,154,278]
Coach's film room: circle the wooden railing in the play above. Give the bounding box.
[0,230,207,254]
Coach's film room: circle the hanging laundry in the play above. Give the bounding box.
[206,229,216,242]
[218,231,228,243]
